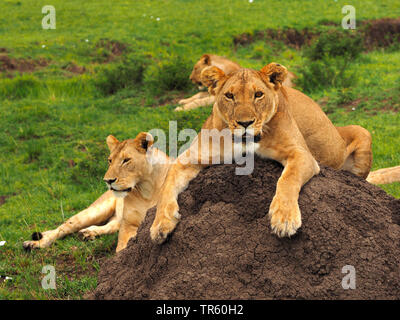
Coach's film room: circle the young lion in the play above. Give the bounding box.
[175,54,296,111]
[23,132,170,252]
[150,63,379,243]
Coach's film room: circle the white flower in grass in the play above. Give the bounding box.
[352,107,356,111]
[0,241,5,246]
[156,17,160,21]
[249,0,254,3]
[85,39,89,42]
[42,44,46,48]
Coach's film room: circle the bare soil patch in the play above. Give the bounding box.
[0,195,11,206]
[233,17,400,51]
[95,39,127,63]
[62,62,86,74]
[0,54,48,74]
[361,18,400,50]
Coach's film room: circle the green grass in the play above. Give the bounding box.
[0,0,399,299]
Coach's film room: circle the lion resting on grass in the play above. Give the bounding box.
[175,54,296,111]
[23,132,170,253]
[151,62,379,242]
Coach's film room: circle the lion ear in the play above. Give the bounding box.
[134,132,154,153]
[260,63,288,90]
[106,135,119,152]
[201,54,211,66]
[201,66,227,95]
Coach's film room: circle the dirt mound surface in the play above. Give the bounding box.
[91,157,400,299]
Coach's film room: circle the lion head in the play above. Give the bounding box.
[201,62,288,143]
[190,54,241,89]
[103,132,154,198]
[189,54,210,87]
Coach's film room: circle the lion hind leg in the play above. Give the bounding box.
[23,191,117,250]
[336,125,372,179]
[367,166,400,184]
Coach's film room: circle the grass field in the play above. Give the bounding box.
[0,0,399,299]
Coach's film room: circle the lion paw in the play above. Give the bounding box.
[23,232,48,251]
[23,240,40,251]
[268,195,302,237]
[174,106,184,112]
[78,228,97,241]
[150,215,180,244]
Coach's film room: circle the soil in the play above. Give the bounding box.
[90,157,400,300]
[234,28,316,49]
[0,195,10,206]
[95,39,127,62]
[62,62,86,74]
[362,18,400,50]
[234,17,400,51]
[0,54,48,74]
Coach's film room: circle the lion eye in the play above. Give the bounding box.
[225,92,234,100]
[122,158,131,165]
[108,159,112,164]
[255,91,264,98]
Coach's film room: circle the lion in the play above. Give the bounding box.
[150,62,398,243]
[23,132,170,253]
[175,54,296,111]
[366,166,400,184]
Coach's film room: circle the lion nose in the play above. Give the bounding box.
[237,120,255,128]
[104,178,116,185]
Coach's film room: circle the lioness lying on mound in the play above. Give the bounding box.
[23,132,170,252]
[175,54,296,111]
[151,62,391,242]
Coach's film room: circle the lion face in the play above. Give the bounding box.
[189,54,211,88]
[201,63,288,142]
[103,132,154,198]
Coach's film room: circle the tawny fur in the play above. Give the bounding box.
[176,54,296,112]
[23,132,170,253]
[151,63,386,243]
[367,166,400,185]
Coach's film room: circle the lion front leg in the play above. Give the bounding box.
[78,215,121,241]
[178,91,209,106]
[150,162,202,244]
[268,150,320,237]
[116,209,145,252]
[23,191,116,250]
[175,95,215,111]
[175,92,211,111]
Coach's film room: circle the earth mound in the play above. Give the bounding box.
[91,157,400,299]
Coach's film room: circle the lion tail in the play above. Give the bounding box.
[366,166,400,185]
